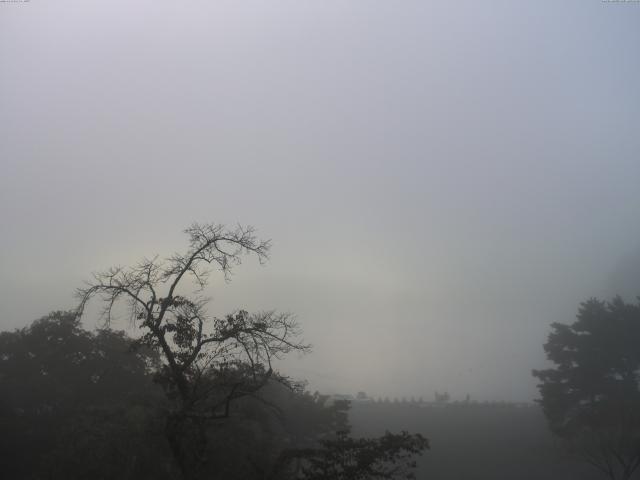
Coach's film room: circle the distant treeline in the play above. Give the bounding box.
[329,392,535,409]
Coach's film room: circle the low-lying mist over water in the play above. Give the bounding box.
[2,2,640,479]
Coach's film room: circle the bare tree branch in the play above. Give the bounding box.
[75,223,306,480]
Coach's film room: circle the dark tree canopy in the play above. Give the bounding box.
[0,311,427,480]
[0,311,173,480]
[533,296,640,480]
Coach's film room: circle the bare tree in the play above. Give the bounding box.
[76,223,310,480]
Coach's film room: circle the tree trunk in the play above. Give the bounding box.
[165,413,207,480]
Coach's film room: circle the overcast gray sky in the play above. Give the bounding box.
[2,0,640,402]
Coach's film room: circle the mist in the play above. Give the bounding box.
[2,0,640,428]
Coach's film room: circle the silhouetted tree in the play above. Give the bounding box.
[76,223,310,480]
[533,296,640,480]
[71,222,429,480]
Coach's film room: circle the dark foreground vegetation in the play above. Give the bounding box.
[1,223,427,480]
[2,223,640,480]
[0,310,427,480]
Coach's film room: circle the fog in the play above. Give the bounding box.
[2,0,640,404]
